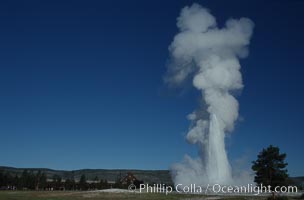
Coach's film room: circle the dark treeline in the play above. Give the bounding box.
[0,170,111,190]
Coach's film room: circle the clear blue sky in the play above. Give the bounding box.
[0,0,303,176]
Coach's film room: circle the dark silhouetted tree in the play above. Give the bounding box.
[65,179,72,190]
[0,171,14,188]
[28,171,36,190]
[19,170,35,189]
[39,172,47,190]
[79,175,87,190]
[0,170,4,187]
[252,145,288,188]
[52,175,62,190]
[35,170,41,190]
[20,170,28,189]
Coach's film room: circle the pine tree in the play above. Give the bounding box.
[39,172,47,190]
[79,174,87,190]
[252,145,289,188]
[20,170,29,189]
[0,170,3,187]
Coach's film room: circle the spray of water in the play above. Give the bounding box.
[165,3,254,186]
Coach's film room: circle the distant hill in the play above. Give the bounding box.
[1,166,303,187]
[0,166,173,185]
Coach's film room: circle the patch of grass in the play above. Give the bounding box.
[0,191,203,200]
[0,191,299,200]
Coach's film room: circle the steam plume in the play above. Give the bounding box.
[165,4,254,186]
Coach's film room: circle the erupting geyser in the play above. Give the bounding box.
[165,4,254,186]
[206,114,232,184]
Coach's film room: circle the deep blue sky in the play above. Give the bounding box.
[0,0,303,176]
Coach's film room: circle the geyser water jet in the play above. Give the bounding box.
[165,3,254,186]
[206,114,232,184]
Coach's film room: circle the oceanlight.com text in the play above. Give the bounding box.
[132,184,298,195]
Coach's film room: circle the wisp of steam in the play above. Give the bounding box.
[165,4,254,186]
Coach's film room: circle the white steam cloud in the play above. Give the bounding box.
[165,4,254,186]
